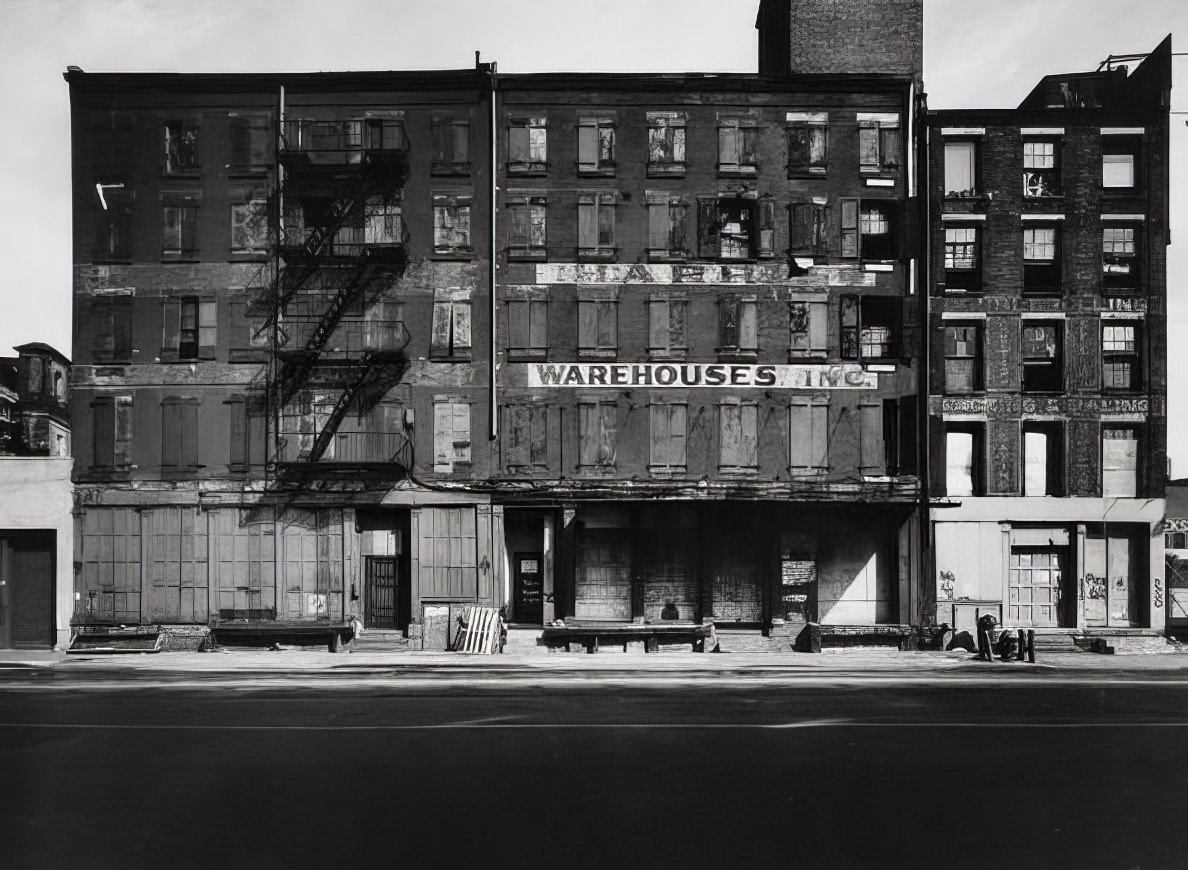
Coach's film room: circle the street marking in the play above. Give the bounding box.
[4,721,1188,731]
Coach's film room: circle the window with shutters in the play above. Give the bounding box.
[943,141,980,197]
[788,300,827,358]
[225,398,249,470]
[164,121,200,174]
[163,205,198,257]
[92,301,132,363]
[431,115,471,175]
[699,197,776,261]
[577,193,616,260]
[1102,137,1140,191]
[432,194,471,255]
[161,398,199,470]
[718,401,758,471]
[504,404,547,473]
[432,399,471,473]
[507,298,548,361]
[164,297,216,361]
[228,298,268,362]
[1023,423,1063,497]
[1023,138,1061,197]
[578,296,618,359]
[718,119,759,175]
[1103,224,1141,290]
[786,117,827,176]
[1023,226,1061,294]
[91,396,132,471]
[840,198,896,261]
[857,115,901,174]
[1102,427,1139,497]
[1021,322,1063,393]
[788,202,828,258]
[508,116,547,175]
[945,426,982,496]
[229,114,272,171]
[944,323,982,394]
[506,195,547,259]
[578,401,617,470]
[943,226,981,291]
[647,112,686,177]
[577,117,615,175]
[840,295,900,360]
[93,188,133,262]
[230,199,269,254]
[718,297,758,359]
[1102,322,1141,391]
[647,297,688,359]
[430,291,472,360]
[789,402,828,476]
[649,403,687,473]
[647,192,689,261]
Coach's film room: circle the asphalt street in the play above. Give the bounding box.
[2,663,1187,869]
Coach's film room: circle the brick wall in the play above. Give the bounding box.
[768,0,923,80]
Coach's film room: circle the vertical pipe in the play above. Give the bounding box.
[269,83,286,479]
[917,91,932,629]
[488,63,499,441]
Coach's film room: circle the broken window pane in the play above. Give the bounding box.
[787,124,827,173]
[433,196,471,253]
[508,117,547,173]
[231,200,270,253]
[647,114,686,174]
[165,121,200,173]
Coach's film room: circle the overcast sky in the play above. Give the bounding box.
[0,0,1184,466]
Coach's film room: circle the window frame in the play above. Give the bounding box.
[1102,223,1142,291]
[646,113,687,177]
[943,224,981,292]
[1022,422,1064,497]
[1102,136,1141,192]
[647,296,689,360]
[1102,425,1141,498]
[717,296,759,360]
[160,397,200,471]
[577,295,619,360]
[648,402,688,474]
[164,120,200,175]
[503,403,548,473]
[230,198,270,255]
[1022,224,1062,295]
[1020,321,1064,394]
[507,116,548,175]
[943,322,983,395]
[647,193,690,262]
[1101,321,1142,392]
[431,115,471,176]
[717,399,759,472]
[429,293,473,361]
[576,117,615,176]
[507,297,549,362]
[840,295,902,361]
[1023,138,1062,198]
[432,399,472,474]
[506,195,548,260]
[944,424,983,497]
[90,396,133,472]
[718,118,759,176]
[577,193,616,260]
[858,116,902,175]
[578,400,618,471]
[786,119,828,177]
[162,204,199,259]
[788,299,828,359]
[943,140,980,198]
[432,193,472,256]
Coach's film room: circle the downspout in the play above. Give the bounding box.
[269,82,286,480]
[488,62,499,442]
[917,92,932,628]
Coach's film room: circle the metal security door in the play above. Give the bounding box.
[1008,548,1063,627]
[365,556,400,630]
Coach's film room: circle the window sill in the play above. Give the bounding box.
[508,164,549,176]
[577,249,617,262]
[943,193,986,203]
[508,350,548,362]
[646,165,686,178]
[91,257,133,265]
[227,166,270,178]
[577,350,617,361]
[1023,194,1064,202]
[788,351,828,362]
[429,352,473,363]
[161,255,201,264]
[229,252,269,262]
[431,250,474,260]
[575,466,619,477]
[788,469,828,478]
[787,166,827,179]
[647,252,688,263]
[718,167,758,177]
[229,349,268,363]
[431,162,472,176]
[716,350,759,363]
[718,467,759,476]
[576,167,616,177]
[507,249,547,262]
[162,170,202,180]
[648,466,687,478]
[648,351,688,361]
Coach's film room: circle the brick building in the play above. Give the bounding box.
[926,38,1173,644]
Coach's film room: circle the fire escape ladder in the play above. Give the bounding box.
[307,354,379,463]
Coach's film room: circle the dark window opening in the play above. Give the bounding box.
[1103,225,1141,291]
[1022,322,1063,393]
[1023,226,1061,294]
[787,124,827,175]
[841,295,901,360]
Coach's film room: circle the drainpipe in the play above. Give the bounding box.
[269,82,286,480]
[917,92,932,627]
[488,61,499,442]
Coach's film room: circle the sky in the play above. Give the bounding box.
[0,0,1184,465]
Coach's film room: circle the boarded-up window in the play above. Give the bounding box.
[92,396,132,470]
[649,404,687,470]
[508,116,547,173]
[433,194,471,253]
[944,323,981,394]
[419,507,477,599]
[231,200,269,253]
[719,298,758,355]
[163,205,198,256]
[718,119,758,174]
[578,402,617,468]
[507,196,547,257]
[647,193,689,260]
[161,399,199,469]
[227,398,248,468]
[789,402,828,475]
[1102,427,1139,497]
[647,113,686,174]
[93,301,132,361]
[789,202,828,256]
[505,404,547,471]
[719,402,758,470]
[230,114,272,169]
[788,300,827,357]
[364,197,404,246]
[577,193,616,257]
[858,116,900,172]
[507,298,548,360]
[164,121,200,173]
[787,123,827,174]
[431,115,470,173]
[647,297,688,357]
[840,197,859,259]
[946,428,978,496]
[577,117,615,173]
[430,292,472,359]
[578,297,617,357]
[433,400,471,473]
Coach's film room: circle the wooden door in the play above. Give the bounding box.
[1008,548,1064,627]
[365,556,400,630]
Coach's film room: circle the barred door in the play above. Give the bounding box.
[365,556,399,630]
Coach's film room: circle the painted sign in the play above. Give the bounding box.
[523,362,878,390]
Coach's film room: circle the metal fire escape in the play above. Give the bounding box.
[260,116,414,472]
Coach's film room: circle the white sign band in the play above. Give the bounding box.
[524,362,879,390]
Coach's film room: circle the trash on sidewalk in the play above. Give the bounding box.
[450,605,505,654]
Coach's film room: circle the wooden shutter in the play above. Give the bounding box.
[181,207,197,253]
[530,405,547,468]
[508,124,529,163]
[198,301,217,359]
[579,404,597,467]
[529,299,547,349]
[433,402,453,469]
[697,198,720,258]
[432,117,454,164]
[431,301,452,353]
[840,198,859,258]
[719,125,738,168]
[228,400,247,466]
[451,404,471,463]
[578,123,598,169]
[670,202,688,254]
[881,127,902,169]
[114,401,132,467]
[809,301,827,355]
[508,301,529,351]
[452,302,471,351]
[648,300,667,351]
[159,299,180,361]
[578,300,596,350]
[180,402,198,467]
[719,300,739,348]
[720,403,741,466]
[161,402,179,467]
[577,199,596,249]
[757,200,776,258]
[93,401,114,467]
[897,397,918,476]
[739,300,758,351]
[741,404,758,468]
[669,405,687,467]
[230,117,250,166]
[648,202,668,251]
[790,402,828,474]
[789,204,812,253]
[596,301,617,350]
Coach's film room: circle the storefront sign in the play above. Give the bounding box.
[524,362,877,390]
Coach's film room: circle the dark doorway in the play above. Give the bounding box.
[513,552,544,625]
[364,556,401,630]
[1,531,56,649]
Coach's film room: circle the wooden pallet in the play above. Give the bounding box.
[450,606,504,655]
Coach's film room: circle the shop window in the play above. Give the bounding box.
[647,193,689,261]
[577,193,616,260]
[577,117,615,175]
[945,426,982,496]
[789,402,828,476]
[840,295,901,360]
[788,300,828,358]
[91,396,132,470]
[1023,139,1061,197]
[1102,427,1139,497]
[508,116,547,174]
[718,401,758,471]
[1023,226,1061,294]
[698,197,775,260]
[788,202,828,258]
[858,116,901,173]
[718,297,758,359]
[577,296,618,359]
[944,140,980,197]
[164,121,200,174]
[647,297,688,358]
[432,400,471,473]
[507,298,548,361]
[1021,322,1063,393]
[506,195,547,260]
[229,114,273,170]
[1023,423,1063,497]
[1102,137,1140,191]
[93,301,132,363]
[163,297,216,361]
[431,115,471,175]
[787,120,827,175]
[649,403,687,473]
[718,119,759,175]
[1102,323,1141,391]
[161,399,199,470]
[163,205,198,257]
[578,402,617,469]
[432,194,471,255]
[1103,225,1141,290]
[231,200,269,254]
[943,226,981,292]
[840,198,897,261]
[647,113,686,176]
[505,404,547,473]
[430,292,472,360]
[943,323,982,394]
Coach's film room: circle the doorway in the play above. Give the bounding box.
[1008,547,1066,628]
[513,552,543,625]
[364,556,401,630]
[0,532,55,649]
